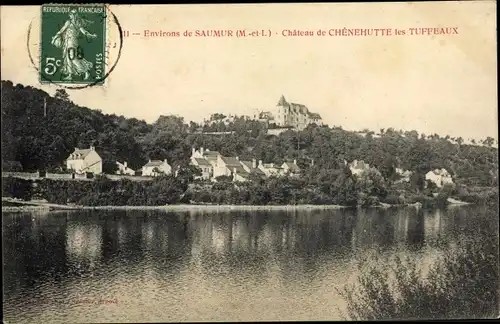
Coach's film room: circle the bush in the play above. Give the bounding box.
[1,177,33,200]
[339,236,499,320]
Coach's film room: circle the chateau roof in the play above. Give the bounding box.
[308,112,322,119]
[276,95,322,120]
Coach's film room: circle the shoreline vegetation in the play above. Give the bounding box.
[340,233,499,320]
[1,196,471,213]
[3,170,493,213]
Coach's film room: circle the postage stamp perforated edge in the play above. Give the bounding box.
[39,3,108,86]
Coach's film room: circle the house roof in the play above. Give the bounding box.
[203,151,220,156]
[144,160,165,167]
[193,158,211,167]
[69,148,93,159]
[262,163,282,169]
[241,161,267,176]
[220,157,247,174]
[240,160,254,170]
[235,172,251,179]
[430,168,450,176]
[116,161,135,171]
[232,165,247,174]
[283,161,301,173]
[221,156,242,167]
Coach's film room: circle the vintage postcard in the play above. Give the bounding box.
[1,2,498,323]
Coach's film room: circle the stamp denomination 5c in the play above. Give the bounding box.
[40,4,106,85]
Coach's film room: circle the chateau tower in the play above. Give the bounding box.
[275,94,289,126]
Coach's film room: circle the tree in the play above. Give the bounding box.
[54,89,70,102]
[210,113,226,121]
[410,171,426,192]
[176,165,202,186]
[483,136,495,147]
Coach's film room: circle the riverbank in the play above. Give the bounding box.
[446,197,473,205]
[2,198,348,212]
[2,197,473,213]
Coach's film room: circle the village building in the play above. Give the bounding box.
[280,159,301,177]
[258,160,283,177]
[395,167,413,183]
[66,146,102,175]
[274,95,323,130]
[232,168,251,182]
[116,161,135,176]
[191,157,213,180]
[141,159,172,177]
[191,147,220,166]
[213,155,246,179]
[240,159,267,180]
[425,168,454,188]
[348,160,371,177]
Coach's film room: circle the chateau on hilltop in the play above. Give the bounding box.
[274,95,322,130]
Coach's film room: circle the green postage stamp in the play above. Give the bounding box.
[40,4,107,85]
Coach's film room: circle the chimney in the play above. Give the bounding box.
[311,159,314,166]
[293,159,297,165]
[252,158,256,168]
[236,156,239,160]
[192,147,196,156]
[164,159,168,164]
[90,145,95,151]
[149,159,152,163]
[124,161,127,168]
[259,160,263,167]
[201,147,204,155]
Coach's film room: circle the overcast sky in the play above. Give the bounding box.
[1,2,497,141]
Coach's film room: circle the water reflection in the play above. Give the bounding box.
[2,206,497,323]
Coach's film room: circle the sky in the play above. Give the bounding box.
[1,2,497,141]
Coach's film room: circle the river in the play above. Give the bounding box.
[2,205,498,323]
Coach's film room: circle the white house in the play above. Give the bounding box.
[141,159,172,177]
[395,167,413,183]
[213,155,245,179]
[348,160,371,177]
[66,146,102,175]
[240,159,267,180]
[425,168,454,188]
[191,147,220,166]
[281,159,301,177]
[190,157,213,180]
[116,161,135,175]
